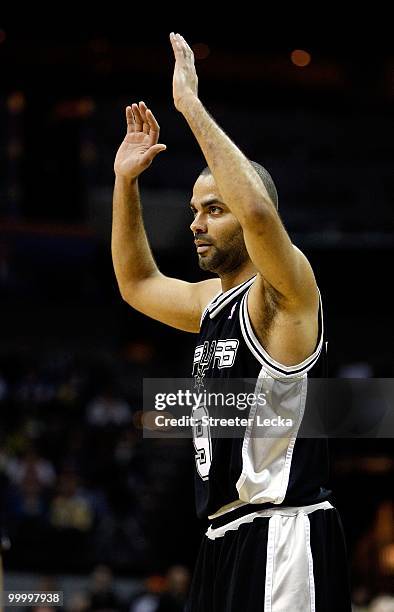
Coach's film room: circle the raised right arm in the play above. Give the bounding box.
[111,102,220,333]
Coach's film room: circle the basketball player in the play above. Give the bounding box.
[112,32,351,611]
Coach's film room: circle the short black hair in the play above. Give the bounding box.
[200,161,279,210]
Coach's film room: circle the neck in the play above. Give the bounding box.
[219,261,257,293]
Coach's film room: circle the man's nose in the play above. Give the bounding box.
[190,212,207,234]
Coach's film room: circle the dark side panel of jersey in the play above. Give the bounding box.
[192,276,330,520]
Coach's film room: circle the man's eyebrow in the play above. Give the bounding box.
[189,198,223,208]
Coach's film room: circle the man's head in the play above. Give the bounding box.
[190,161,278,274]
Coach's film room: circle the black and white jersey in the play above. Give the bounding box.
[191,275,330,520]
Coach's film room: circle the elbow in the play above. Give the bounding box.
[119,288,131,305]
[116,284,130,305]
[119,287,140,311]
[117,273,158,308]
[114,278,133,306]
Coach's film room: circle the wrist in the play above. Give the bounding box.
[177,93,200,116]
[115,173,138,188]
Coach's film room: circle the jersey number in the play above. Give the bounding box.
[192,404,212,481]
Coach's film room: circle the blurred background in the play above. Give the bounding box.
[0,22,393,612]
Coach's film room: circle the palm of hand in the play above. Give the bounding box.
[114,102,165,179]
[115,131,152,175]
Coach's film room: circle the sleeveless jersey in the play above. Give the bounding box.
[191,275,330,519]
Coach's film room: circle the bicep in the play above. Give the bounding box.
[120,273,221,333]
[243,208,316,304]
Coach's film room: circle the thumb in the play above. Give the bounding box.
[143,144,167,164]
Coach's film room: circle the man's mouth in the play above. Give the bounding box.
[194,240,212,254]
[197,245,211,254]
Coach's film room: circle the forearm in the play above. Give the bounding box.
[111,175,158,295]
[180,96,273,223]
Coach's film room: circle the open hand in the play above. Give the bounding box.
[170,32,198,112]
[114,102,166,180]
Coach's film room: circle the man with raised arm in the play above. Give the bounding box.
[112,32,351,612]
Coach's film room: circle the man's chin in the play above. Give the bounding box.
[198,254,215,272]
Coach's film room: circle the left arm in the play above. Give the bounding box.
[169,32,316,306]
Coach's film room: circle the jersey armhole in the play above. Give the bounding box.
[239,286,324,377]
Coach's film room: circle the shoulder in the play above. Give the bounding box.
[194,277,222,313]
